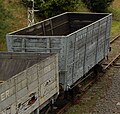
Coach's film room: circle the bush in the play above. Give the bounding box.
[82,0,114,12]
[22,0,79,18]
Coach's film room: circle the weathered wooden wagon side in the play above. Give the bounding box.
[0,52,59,114]
[6,12,112,90]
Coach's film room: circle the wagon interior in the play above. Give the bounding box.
[0,53,53,82]
[10,13,108,36]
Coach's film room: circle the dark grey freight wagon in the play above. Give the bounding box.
[0,52,59,114]
[6,12,112,91]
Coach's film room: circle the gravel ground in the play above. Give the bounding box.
[65,37,120,114]
[65,67,120,114]
[92,72,120,114]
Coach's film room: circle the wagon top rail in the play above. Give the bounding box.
[0,52,57,82]
[7,12,112,37]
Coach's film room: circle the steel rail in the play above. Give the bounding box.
[56,103,71,114]
[56,75,96,114]
[55,35,120,114]
[104,53,120,70]
[104,34,120,70]
[110,35,120,44]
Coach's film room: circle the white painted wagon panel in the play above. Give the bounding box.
[0,53,59,114]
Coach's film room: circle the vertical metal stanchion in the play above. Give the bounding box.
[28,0,35,27]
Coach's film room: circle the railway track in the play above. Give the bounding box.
[104,53,120,70]
[55,34,120,114]
[110,34,120,44]
[103,34,120,69]
[56,74,96,114]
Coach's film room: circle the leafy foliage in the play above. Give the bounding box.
[22,0,79,18]
[82,0,114,12]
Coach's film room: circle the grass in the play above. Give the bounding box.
[112,0,120,8]
[111,20,120,37]
[3,0,27,30]
[0,0,27,51]
[110,0,120,37]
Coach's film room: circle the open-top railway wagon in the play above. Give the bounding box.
[6,12,112,91]
[0,52,59,114]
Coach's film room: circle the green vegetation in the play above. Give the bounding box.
[76,1,90,12]
[0,0,9,50]
[0,0,27,51]
[82,0,114,12]
[111,20,120,37]
[22,0,80,18]
[108,0,120,37]
[0,0,120,51]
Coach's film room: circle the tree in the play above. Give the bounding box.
[22,0,79,18]
[82,0,114,12]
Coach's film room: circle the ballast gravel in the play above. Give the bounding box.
[92,72,120,114]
